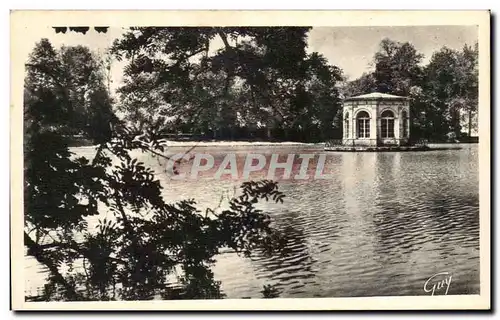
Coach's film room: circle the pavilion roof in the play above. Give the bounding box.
[344,92,409,101]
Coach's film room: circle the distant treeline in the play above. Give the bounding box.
[344,39,478,143]
[134,36,476,143]
[31,29,478,145]
[161,126,340,143]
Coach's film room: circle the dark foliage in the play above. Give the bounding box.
[24,39,287,301]
[53,27,109,34]
[111,27,344,142]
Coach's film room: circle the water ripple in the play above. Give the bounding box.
[25,145,480,299]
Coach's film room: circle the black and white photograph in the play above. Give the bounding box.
[10,10,491,310]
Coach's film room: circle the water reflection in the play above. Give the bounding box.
[218,148,480,298]
[26,145,480,299]
[251,222,316,297]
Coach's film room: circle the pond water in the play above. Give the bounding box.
[24,144,480,298]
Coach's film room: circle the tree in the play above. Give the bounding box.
[24,40,116,143]
[421,46,469,141]
[454,43,479,138]
[344,38,478,141]
[342,72,377,97]
[24,39,116,299]
[24,39,288,301]
[111,27,344,141]
[297,52,343,141]
[373,38,424,96]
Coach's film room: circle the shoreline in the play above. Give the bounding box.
[71,140,324,149]
[164,140,321,147]
[70,140,478,149]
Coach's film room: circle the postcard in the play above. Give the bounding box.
[10,10,491,311]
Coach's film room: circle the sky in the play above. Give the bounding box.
[20,25,478,93]
[307,26,478,80]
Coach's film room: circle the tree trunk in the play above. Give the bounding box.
[468,108,473,138]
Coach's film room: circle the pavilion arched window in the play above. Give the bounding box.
[356,111,370,138]
[381,110,395,138]
[402,111,408,137]
[344,112,350,138]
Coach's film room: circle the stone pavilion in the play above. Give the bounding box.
[342,92,411,146]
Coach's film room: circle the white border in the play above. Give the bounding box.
[8,9,491,312]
